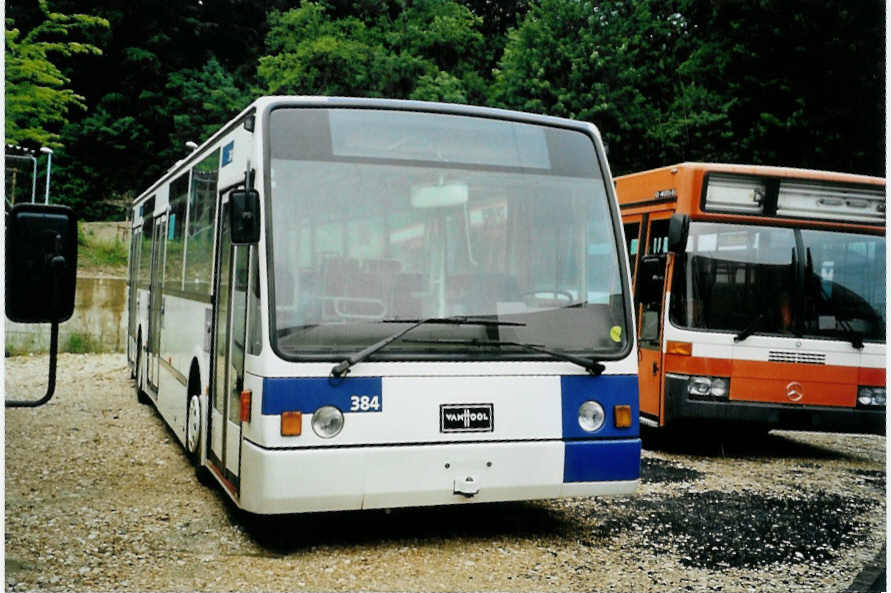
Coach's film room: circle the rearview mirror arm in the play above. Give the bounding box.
[7,245,66,408]
[5,322,59,408]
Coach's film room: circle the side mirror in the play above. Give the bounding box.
[230,189,260,244]
[6,203,77,408]
[668,213,690,253]
[6,203,77,323]
[636,254,666,306]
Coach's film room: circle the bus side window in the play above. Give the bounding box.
[140,213,153,290]
[165,172,190,293]
[184,149,220,297]
[623,222,641,278]
[647,219,670,255]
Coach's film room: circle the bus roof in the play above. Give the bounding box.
[616,162,883,191]
[615,162,885,228]
[131,96,608,210]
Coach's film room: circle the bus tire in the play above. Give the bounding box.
[186,386,213,487]
[135,336,151,405]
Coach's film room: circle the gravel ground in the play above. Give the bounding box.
[5,353,886,592]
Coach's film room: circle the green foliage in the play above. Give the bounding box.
[257,1,486,102]
[492,0,883,176]
[670,0,885,174]
[63,331,103,354]
[493,0,697,173]
[5,0,883,223]
[166,56,254,146]
[77,222,128,273]
[4,0,108,148]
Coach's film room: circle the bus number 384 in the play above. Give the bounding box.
[350,395,381,412]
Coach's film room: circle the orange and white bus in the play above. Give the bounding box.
[616,163,885,434]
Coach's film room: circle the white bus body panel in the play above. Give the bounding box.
[236,360,641,514]
[240,439,638,514]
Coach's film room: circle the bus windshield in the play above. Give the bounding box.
[266,107,629,360]
[669,222,885,343]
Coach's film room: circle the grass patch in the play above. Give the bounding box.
[77,222,128,275]
[62,331,104,354]
[5,336,44,356]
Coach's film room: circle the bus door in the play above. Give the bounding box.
[210,196,249,489]
[128,224,141,365]
[637,215,670,423]
[147,215,167,392]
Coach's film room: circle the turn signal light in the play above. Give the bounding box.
[614,404,632,428]
[281,411,303,436]
[240,390,252,423]
[666,341,692,356]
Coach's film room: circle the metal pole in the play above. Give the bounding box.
[43,150,52,204]
[30,154,37,202]
[5,153,38,202]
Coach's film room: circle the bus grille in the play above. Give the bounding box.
[768,350,827,365]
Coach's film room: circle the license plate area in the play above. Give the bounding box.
[440,403,494,433]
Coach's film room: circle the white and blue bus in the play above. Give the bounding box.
[126,97,640,514]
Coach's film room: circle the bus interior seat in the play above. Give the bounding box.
[320,256,388,320]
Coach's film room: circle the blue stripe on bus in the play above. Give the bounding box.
[560,374,639,440]
[262,377,382,415]
[563,439,641,482]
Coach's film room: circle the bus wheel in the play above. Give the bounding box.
[186,391,213,486]
[135,341,150,405]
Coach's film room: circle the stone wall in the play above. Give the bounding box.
[6,276,128,354]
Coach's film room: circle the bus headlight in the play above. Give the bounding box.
[311,405,344,438]
[709,377,729,398]
[578,401,605,432]
[858,386,886,407]
[688,376,730,400]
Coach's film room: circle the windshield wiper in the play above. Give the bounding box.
[814,288,865,349]
[562,301,588,309]
[330,316,526,377]
[402,338,606,376]
[733,312,765,343]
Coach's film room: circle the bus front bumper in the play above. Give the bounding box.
[239,438,640,515]
[664,376,886,435]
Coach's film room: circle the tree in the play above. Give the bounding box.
[257,0,487,103]
[38,0,264,219]
[166,56,254,149]
[492,0,883,176]
[672,0,884,175]
[4,0,108,148]
[493,0,692,174]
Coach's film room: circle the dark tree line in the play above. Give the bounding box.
[5,0,884,220]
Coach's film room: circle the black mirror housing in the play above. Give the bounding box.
[5,203,78,323]
[668,213,690,253]
[230,189,261,244]
[636,254,666,307]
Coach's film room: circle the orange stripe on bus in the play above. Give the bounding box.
[730,377,855,407]
[662,354,877,407]
[859,367,886,386]
[731,359,858,383]
[664,353,731,376]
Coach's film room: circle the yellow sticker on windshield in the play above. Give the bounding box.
[610,326,622,343]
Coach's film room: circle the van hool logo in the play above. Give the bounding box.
[440,404,494,433]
